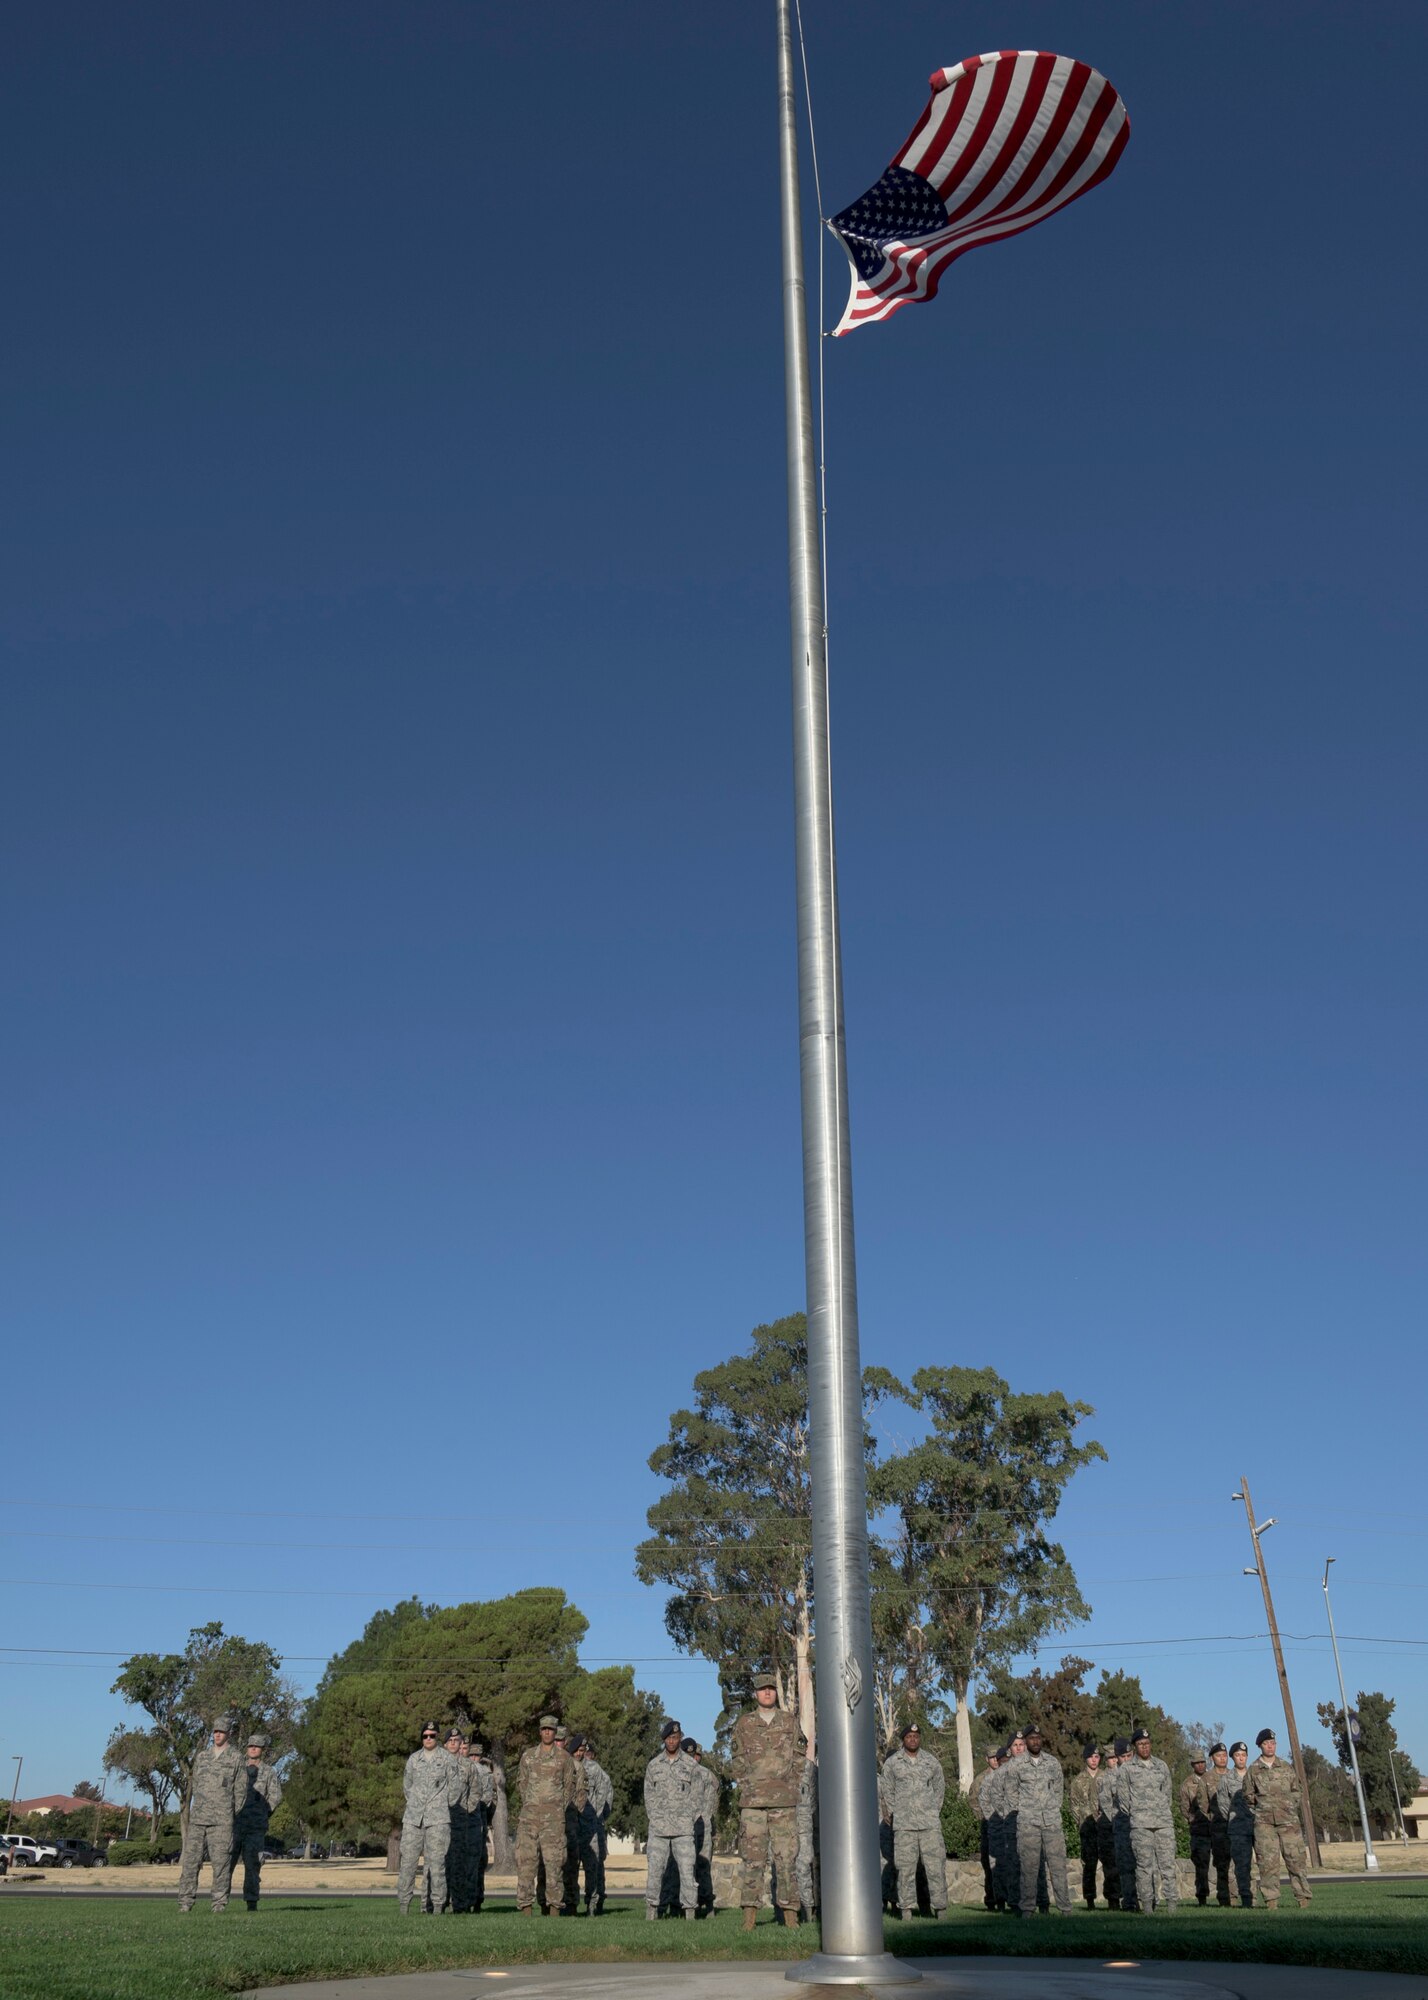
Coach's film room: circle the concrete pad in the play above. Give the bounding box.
[246,1959,1428,2000]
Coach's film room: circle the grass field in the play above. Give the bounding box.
[1,1884,1425,2000]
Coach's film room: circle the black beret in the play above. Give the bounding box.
[1255,1728,1276,1747]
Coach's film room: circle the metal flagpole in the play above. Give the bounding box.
[775,1,917,1985]
[1322,1559,1378,1870]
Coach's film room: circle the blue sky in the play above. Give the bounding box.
[3,0,1424,1806]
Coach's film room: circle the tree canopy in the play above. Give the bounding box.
[1317,1689,1421,1838]
[288,1589,665,1843]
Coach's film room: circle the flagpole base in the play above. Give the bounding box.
[786,1951,922,1985]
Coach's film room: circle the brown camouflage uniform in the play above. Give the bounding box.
[730,1705,804,1913]
[1243,1756,1311,1909]
[1179,1768,1213,1905]
[516,1742,577,1914]
[1069,1765,1104,1908]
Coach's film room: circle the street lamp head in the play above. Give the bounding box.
[1243,1567,1260,1576]
[1231,1491,1244,1502]
[1259,1517,1277,1531]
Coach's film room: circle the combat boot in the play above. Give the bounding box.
[782,1911,799,1931]
[742,1907,757,1931]
[516,1905,532,1917]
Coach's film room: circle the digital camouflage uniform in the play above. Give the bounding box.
[398,1745,459,1914]
[1204,1759,1235,1905]
[515,1741,577,1914]
[794,1756,818,1917]
[178,1738,248,1912]
[1003,1750,1071,1916]
[1094,1761,1121,1908]
[1118,1751,1177,1913]
[1069,1764,1103,1909]
[879,1743,947,1917]
[730,1703,803,1914]
[692,1759,719,1914]
[968,1763,998,1910]
[644,1748,698,1916]
[1243,1756,1311,1909]
[981,1761,1012,1910]
[1109,1759,1138,1912]
[573,1755,611,1913]
[1180,1768,1214,1905]
[232,1754,283,1910]
[1226,1760,1256,1907]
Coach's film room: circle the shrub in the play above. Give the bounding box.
[940,1787,981,1859]
[107,1836,181,1867]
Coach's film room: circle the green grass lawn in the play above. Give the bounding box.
[1,1885,1425,2000]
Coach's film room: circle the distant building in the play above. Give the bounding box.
[1405,1786,1428,1841]
[11,1794,142,1819]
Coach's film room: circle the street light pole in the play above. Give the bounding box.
[1233,1477,1320,1866]
[1323,1558,1378,1871]
[6,1755,21,1835]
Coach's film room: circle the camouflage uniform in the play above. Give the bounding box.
[968,1761,998,1910]
[692,1759,719,1915]
[1068,1762,1103,1909]
[879,1743,947,1917]
[1094,1760,1121,1908]
[1226,1756,1256,1907]
[398,1743,460,1914]
[644,1747,698,1916]
[450,1753,492,1913]
[982,1760,1012,1910]
[1118,1748,1177,1913]
[1243,1756,1311,1909]
[516,1739,577,1914]
[469,1753,497,1909]
[730,1701,803,1915]
[573,1753,611,1913]
[1002,1748,1071,1916]
[795,1756,818,1918]
[1109,1753,1138,1911]
[177,1735,248,1913]
[1204,1755,1234,1906]
[1180,1767,1213,1905]
[232,1746,283,1910]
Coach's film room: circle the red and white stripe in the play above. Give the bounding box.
[832,50,1129,335]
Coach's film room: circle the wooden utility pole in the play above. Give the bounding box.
[1236,1476,1320,1866]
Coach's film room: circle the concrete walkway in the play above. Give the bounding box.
[246,1959,1428,2000]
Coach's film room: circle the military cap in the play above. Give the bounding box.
[681,1737,700,1755]
[1229,1741,1248,1756]
[420,1720,440,1735]
[998,1745,1014,1760]
[554,1726,568,1741]
[1112,1736,1130,1757]
[1130,1727,1151,1745]
[751,1672,778,1691]
[660,1718,683,1741]
[1022,1722,1042,1737]
[247,1733,271,1750]
[900,1721,921,1739]
[1255,1727,1276,1747]
[470,1738,486,1754]
[567,1732,586,1751]
[1208,1742,1227,1756]
[445,1725,465,1739]
[1082,1743,1099,1762]
[538,1714,559,1730]
[212,1714,235,1733]
[1190,1749,1206,1763]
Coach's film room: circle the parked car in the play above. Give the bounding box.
[51,1838,107,1868]
[1,1834,60,1867]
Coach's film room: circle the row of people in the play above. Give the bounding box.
[175,1715,283,1913]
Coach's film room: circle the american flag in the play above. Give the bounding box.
[829,50,1129,334]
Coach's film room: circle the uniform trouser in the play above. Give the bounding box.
[978,1821,995,1908]
[1002,1814,1023,1908]
[1017,1820,1071,1915]
[740,1806,798,1910]
[398,1816,450,1911]
[1189,1832,1213,1902]
[646,1829,695,1912]
[472,1823,488,1909]
[570,1811,602,1910]
[1077,1815,1100,1904]
[881,1820,897,1908]
[178,1818,236,1910]
[561,1805,582,1911]
[1209,1826,1232,1904]
[1253,1818,1311,1907]
[1129,1824,1177,1911]
[1113,1823,1137,1909]
[1228,1824,1255,1905]
[515,1808,566,1911]
[693,1813,715,1911]
[795,1807,818,1915]
[893,1825,946,1914]
[1098,1819,1120,1905]
[232,1827,267,1907]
